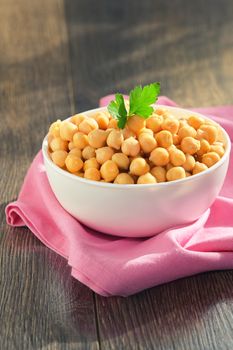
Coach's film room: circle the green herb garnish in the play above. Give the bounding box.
[107,82,160,129]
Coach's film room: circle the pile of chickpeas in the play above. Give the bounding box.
[47,107,225,184]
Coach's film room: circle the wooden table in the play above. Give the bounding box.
[1,1,233,349]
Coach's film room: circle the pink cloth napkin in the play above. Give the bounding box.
[5,96,233,297]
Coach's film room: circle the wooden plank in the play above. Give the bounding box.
[0,1,99,349]
[65,0,233,109]
[95,272,233,350]
[65,0,233,349]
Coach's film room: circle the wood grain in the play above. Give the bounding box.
[1,0,233,349]
[0,1,98,349]
[95,272,233,350]
[65,0,233,110]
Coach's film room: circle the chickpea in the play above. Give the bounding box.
[121,137,140,157]
[88,129,107,148]
[164,112,176,119]
[48,134,54,147]
[104,110,111,119]
[107,129,124,150]
[100,160,119,181]
[137,173,157,184]
[146,115,163,133]
[204,119,216,126]
[188,115,204,129]
[181,137,200,155]
[73,132,89,149]
[49,120,61,137]
[138,128,154,136]
[193,162,208,175]
[82,146,96,160]
[179,119,188,128]
[130,157,150,176]
[114,173,134,184]
[105,128,113,137]
[96,147,114,164]
[168,144,176,152]
[202,152,220,167]
[108,119,118,129]
[217,129,224,143]
[210,144,225,157]
[79,118,98,134]
[68,141,75,151]
[83,157,100,171]
[128,156,140,163]
[127,115,145,134]
[138,133,157,153]
[169,148,186,166]
[162,118,179,134]
[112,153,129,170]
[155,130,173,149]
[65,154,83,173]
[166,167,186,181]
[183,154,195,171]
[213,141,224,146]
[122,128,136,139]
[150,166,166,182]
[178,125,197,139]
[149,147,170,166]
[197,139,210,156]
[60,121,78,141]
[196,125,218,144]
[51,150,68,168]
[70,114,86,126]
[93,112,109,129]
[173,134,180,145]
[154,108,166,116]
[69,148,82,158]
[84,168,101,181]
[50,137,68,152]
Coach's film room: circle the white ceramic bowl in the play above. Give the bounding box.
[42,105,231,237]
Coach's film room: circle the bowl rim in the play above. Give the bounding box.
[42,104,231,189]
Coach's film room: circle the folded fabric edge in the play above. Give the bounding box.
[73,260,233,297]
[5,202,68,260]
[5,202,25,227]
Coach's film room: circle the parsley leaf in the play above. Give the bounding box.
[128,86,143,115]
[115,94,127,120]
[129,82,160,117]
[117,115,127,129]
[107,82,160,129]
[107,93,128,128]
[133,105,154,117]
